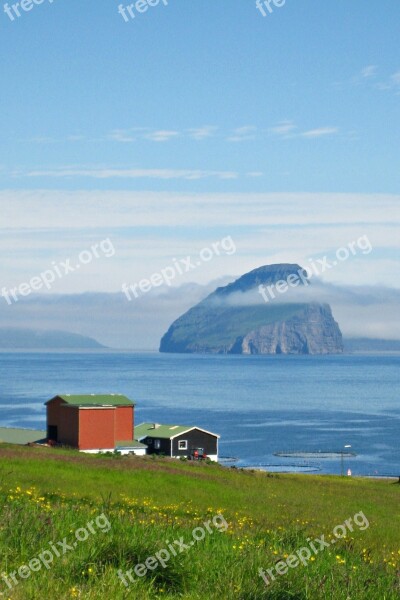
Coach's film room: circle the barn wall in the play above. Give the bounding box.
[46,396,64,438]
[58,406,80,447]
[79,408,115,450]
[47,397,80,446]
[115,406,134,441]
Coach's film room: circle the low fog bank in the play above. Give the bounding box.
[0,274,399,348]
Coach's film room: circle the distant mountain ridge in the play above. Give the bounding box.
[0,328,105,350]
[344,338,400,352]
[160,264,344,355]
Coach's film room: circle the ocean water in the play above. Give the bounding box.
[0,352,399,476]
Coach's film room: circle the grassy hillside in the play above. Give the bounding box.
[0,445,399,599]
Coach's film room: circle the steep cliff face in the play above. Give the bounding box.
[231,304,343,355]
[159,264,344,355]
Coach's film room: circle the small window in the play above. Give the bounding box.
[154,439,161,450]
[178,440,188,450]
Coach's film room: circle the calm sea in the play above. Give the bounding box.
[0,352,399,477]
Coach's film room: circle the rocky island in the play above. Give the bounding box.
[160,264,343,355]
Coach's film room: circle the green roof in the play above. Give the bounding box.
[116,440,148,449]
[0,428,46,445]
[47,394,135,407]
[135,423,220,440]
[135,423,192,439]
[135,423,197,440]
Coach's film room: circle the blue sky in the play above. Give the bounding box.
[1,0,400,311]
[1,0,400,192]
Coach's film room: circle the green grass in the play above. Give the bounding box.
[0,444,399,599]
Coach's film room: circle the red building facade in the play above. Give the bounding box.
[46,394,135,451]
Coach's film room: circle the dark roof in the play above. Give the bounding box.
[46,394,135,407]
[135,422,220,440]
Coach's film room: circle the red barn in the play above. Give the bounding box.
[45,394,146,454]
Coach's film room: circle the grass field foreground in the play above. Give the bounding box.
[0,445,399,599]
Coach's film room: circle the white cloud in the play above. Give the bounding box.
[107,128,180,143]
[24,167,238,180]
[270,121,338,140]
[2,190,399,229]
[67,135,85,142]
[335,64,400,96]
[270,120,297,137]
[1,189,399,298]
[187,126,217,140]
[373,71,400,92]
[351,65,400,94]
[17,121,345,147]
[391,71,400,86]
[144,130,180,142]
[227,126,257,142]
[1,277,399,348]
[361,65,378,79]
[301,127,338,138]
[107,129,138,143]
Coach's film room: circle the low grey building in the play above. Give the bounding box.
[134,422,219,461]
